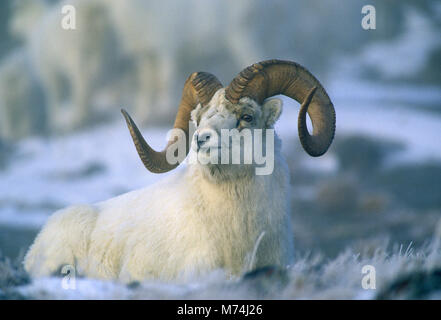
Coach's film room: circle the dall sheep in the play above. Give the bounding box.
[10,0,121,132]
[24,60,336,283]
[9,0,263,133]
[102,0,263,123]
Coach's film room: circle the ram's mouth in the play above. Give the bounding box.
[198,146,220,152]
[198,147,221,158]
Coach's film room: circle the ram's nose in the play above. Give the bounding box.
[196,130,213,151]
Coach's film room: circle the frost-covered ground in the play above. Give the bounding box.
[1,236,441,299]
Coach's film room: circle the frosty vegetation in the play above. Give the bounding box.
[1,234,441,299]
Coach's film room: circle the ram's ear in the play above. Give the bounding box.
[262,98,283,127]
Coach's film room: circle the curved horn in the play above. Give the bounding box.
[225,59,335,157]
[122,72,223,173]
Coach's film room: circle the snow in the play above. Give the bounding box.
[0,122,176,228]
[359,8,441,79]
[277,79,441,172]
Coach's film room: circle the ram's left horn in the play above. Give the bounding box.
[122,72,223,173]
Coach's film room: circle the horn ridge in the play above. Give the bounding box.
[225,59,335,157]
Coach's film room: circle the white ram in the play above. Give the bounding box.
[9,0,121,132]
[24,60,336,282]
[9,0,262,132]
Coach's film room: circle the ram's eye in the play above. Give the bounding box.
[241,114,253,122]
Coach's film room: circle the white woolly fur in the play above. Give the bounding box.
[24,89,294,283]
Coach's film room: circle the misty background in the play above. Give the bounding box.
[0,0,440,265]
